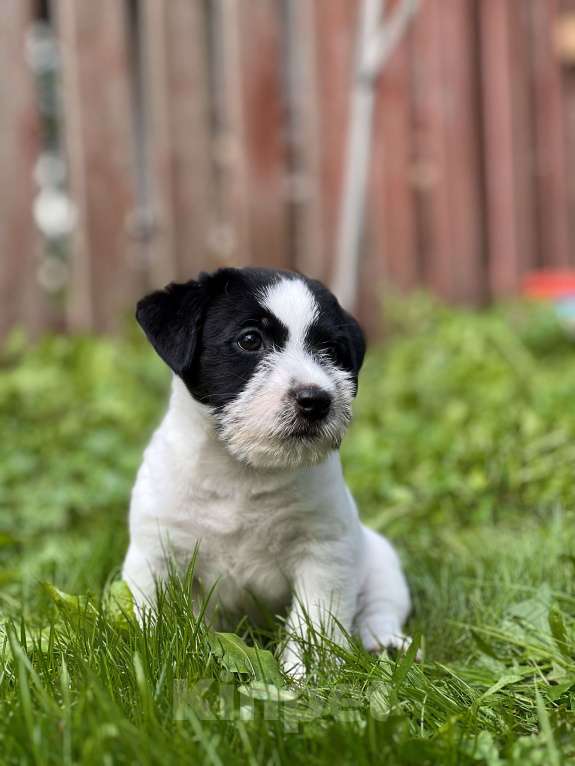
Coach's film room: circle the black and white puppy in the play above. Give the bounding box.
[122,267,413,676]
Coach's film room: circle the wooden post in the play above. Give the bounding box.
[283,0,324,278]
[0,0,42,339]
[204,0,289,271]
[410,0,485,304]
[313,0,359,284]
[559,3,575,257]
[234,0,289,269]
[368,0,417,298]
[479,0,519,296]
[530,0,571,268]
[359,0,418,335]
[510,0,538,275]
[410,0,453,300]
[140,0,214,284]
[479,0,537,297]
[436,0,485,304]
[209,0,251,269]
[54,0,136,331]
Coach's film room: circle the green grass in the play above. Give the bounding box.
[0,297,574,765]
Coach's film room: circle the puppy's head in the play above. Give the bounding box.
[137,268,365,469]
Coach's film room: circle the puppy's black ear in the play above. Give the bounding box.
[343,310,366,387]
[136,281,208,375]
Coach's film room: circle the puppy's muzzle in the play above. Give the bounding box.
[291,385,332,422]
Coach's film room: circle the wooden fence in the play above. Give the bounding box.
[1,0,575,339]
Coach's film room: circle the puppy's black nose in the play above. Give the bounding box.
[293,386,332,421]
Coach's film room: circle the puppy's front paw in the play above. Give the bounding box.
[280,642,306,681]
[362,630,422,662]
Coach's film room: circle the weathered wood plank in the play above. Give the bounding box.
[438,0,485,304]
[409,0,485,304]
[357,0,418,335]
[410,0,454,301]
[560,2,575,258]
[206,0,250,269]
[510,0,538,273]
[479,0,524,297]
[137,0,177,286]
[530,0,571,267]
[313,0,358,285]
[234,0,289,269]
[0,0,42,339]
[283,0,324,278]
[477,0,538,295]
[55,0,136,330]
[140,0,214,284]
[369,1,418,297]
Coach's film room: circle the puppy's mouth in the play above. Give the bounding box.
[283,423,323,440]
[216,396,352,468]
[285,430,344,453]
[279,408,348,446]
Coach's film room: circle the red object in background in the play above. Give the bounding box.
[523,271,575,300]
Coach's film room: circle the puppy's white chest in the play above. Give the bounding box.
[189,492,304,617]
[127,402,354,621]
[190,485,306,569]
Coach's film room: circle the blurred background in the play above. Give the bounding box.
[1,0,575,339]
[2,8,575,756]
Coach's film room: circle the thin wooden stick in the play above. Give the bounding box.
[364,0,419,78]
[332,0,419,310]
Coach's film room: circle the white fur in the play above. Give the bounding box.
[123,277,414,676]
[260,278,319,345]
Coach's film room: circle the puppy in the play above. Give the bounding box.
[122,267,413,676]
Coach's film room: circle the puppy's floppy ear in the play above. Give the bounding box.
[136,280,208,375]
[343,309,366,384]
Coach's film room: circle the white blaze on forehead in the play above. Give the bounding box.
[259,277,319,342]
[259,276,332,392]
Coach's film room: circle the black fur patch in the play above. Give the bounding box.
[136,267,366,409]
[303,278,366,394]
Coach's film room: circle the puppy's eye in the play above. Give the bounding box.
[237,329,263,352]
